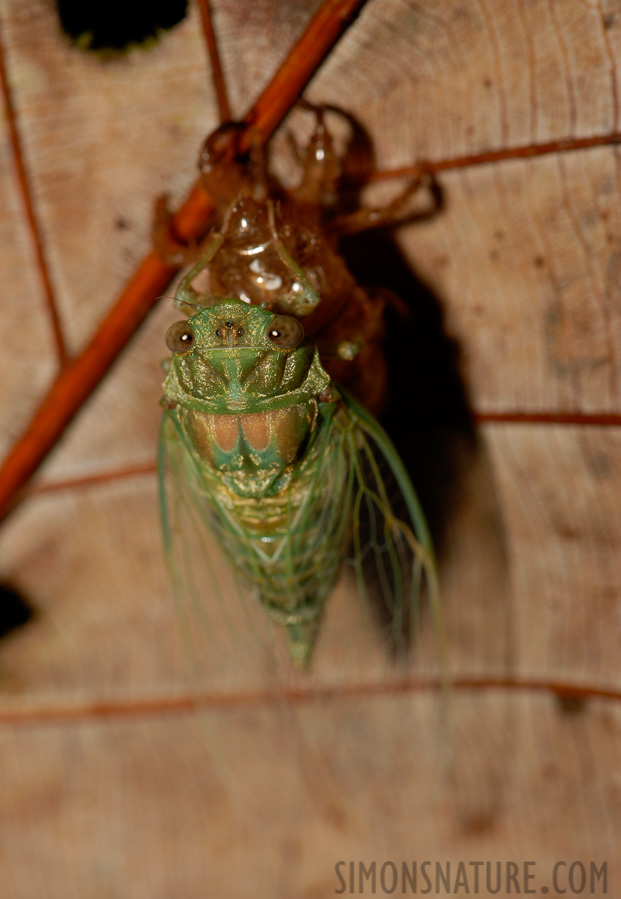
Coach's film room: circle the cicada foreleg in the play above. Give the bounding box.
[152,194,203,266]
[288,101,342,209]
[330,167,440,236]
[153,121,259,268]
[173,233,225,313]
[312,339,361,362]
[264,201,321,315]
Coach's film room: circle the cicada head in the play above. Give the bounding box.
[162,299,330,415]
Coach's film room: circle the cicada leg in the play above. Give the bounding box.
[152,194,202,266]
[330,167,441,235]
[173,232,225,313]
[154,121,267,268]
[313,339,361,361]
[288,101,342,209]
[244,127,270,204]
[264,201,321,314]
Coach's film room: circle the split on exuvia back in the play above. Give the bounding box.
[158,107,440,670]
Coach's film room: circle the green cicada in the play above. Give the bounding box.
[158,112,440,671]
[159,297,438,668]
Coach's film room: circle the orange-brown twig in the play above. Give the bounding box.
[0,0,369,524]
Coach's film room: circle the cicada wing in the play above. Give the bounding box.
[333,391,446,683]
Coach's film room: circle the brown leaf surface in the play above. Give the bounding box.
[1,1,620,895]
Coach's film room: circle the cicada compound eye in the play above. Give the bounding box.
[166,321,195,353]
[266,315,305,349]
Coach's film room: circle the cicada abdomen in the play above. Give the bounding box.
[158,107,440,671]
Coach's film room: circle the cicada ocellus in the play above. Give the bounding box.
[158,109,441,670]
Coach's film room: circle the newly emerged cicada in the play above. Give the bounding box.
[158,108,440,669]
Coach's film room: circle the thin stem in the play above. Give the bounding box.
[0,675,617,726]
[369,131,621,182]
[197,0,231,122]
[30,461,157,495]
[475,411,621,426]
[0,18,68,367]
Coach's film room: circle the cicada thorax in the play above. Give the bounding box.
[178,402,318,498]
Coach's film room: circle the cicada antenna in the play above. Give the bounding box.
[157,296,205,311]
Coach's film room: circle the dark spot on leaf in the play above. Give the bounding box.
[325,804,346,830]
[461,810,496,835]
[557,524,579,540]
[604,13,614,30]
[115,217,130,230]
[0,583,36,641]
[533,255,545,268]
[546,304,561,326]
[587,452,614,477]
[555,693,588,716]
[56,0,188,54]
[483,77,493,89]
